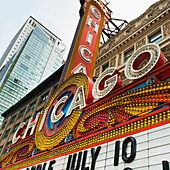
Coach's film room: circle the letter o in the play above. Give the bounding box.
[122,137,136,163]
[92,67,118,99]
[124,43,165,79]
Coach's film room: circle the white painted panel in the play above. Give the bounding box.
[149,152,170,166]
[125,158,148,169]
[149,135,170,148]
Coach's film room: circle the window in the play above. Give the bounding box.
[39,93,48,105]
[10,115,16,124]
[24,116,31,124]
[124,48,134,62]
[149,29,162,43]
[3,129,10,139]
[1,121,6,130]
[53,85,58,92]
[7,141,12,147]
[0,146,2,153]
[34,108,43,119]
[36,108,43,115]
[20,63,28,71]
[2,149,7,155]
[102,62,109,72]
[27,102,36,112]
[19,109,25,118]
[12,123,19,134]
[25,54,31,60]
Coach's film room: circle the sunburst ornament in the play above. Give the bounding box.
[35,73,92,150]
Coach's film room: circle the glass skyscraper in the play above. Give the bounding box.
[0,17,66,125]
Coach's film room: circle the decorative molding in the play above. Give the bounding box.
[163,20,170,37]
[136,37,146,50]
[95,67,100,77]
[118,54,122,66]
[110,57,116,67]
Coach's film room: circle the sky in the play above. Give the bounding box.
[0,0,159,60]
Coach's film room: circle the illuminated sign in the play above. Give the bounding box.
[61,0,111,82]
[12,43,166,147]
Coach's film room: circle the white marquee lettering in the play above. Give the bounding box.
[51,96,68,123]
[39,107,49,131]
[92,67,118,99]
[80,46,92,62]
[22,113,40,139]
[65,86,86,117]
[12,122,26,144]
[87,31,93,44]
[91,6,101,20]
[13,44,165,140]
[87,16,99,33]
[72,63,87,75]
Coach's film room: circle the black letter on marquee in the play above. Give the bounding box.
[42,163,47,170]
[75,152,82,170]
[37,164,42,170]
[66,155,72,170]
[71,153,77,170]
[122,137,136,163]
[70,152,82,170]
[81,150,89,170]
[31,166,36,170]
[91,146,101,170]
[162,161,170,170]
[124,168,133,170]
[48,160,56,170]
[114,140,120,166]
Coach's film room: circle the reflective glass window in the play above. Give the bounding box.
[102,62,109,72]
[124,47,134,62]
[3,129,10,139]
[149,29,162,43]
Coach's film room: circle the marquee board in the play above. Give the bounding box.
[22,123,170,170]
[0,0,169,170]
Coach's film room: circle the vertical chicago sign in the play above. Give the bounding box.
[60,0,111,83]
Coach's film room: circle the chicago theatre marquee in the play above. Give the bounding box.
[0,0,169,170]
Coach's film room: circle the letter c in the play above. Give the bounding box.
[80,46,92,62]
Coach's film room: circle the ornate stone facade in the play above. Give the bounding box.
[118,54,122,66]
[163,20,170,37]
[94,67,100,78]
[110,57,116,67]
[136,37,146,50]
[95,0,170,83]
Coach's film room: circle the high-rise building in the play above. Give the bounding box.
[0,16,66,125]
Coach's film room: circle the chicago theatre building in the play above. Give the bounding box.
[0,0,169,169]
